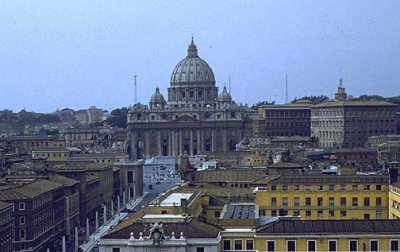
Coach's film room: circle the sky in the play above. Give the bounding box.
[0,1,399,113]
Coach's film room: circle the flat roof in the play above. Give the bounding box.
[160,193,193,206]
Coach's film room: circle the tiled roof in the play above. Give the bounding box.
[193,169,267,183]
[257,219,400,234]
[0,179,63,200]
[0,201,12,209]
[103,218,221,239]
[49,174,79,187]
[15,179,63,198]
[313,100,397,108]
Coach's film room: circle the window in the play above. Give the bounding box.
[271,197,277,206]
[317,197,323,206]
[376,210,382,218]
[352,197,358,206]
[376,184,382,191]
[19,202,25,211]
[317,185,323,191]
[271,185,277,191]
[364,213,370,220]
[271,210,277,216]
[364,197,370,207]
[318,210,323,217]
[294,197,300,207]
[376,197,382,207]
[19,217,25,225]
[282,197,288,206]
[306,210,311,217]
[293,210,300,216]
[234,240,243,250]
[306,197,311,206]
[223,240,231,250]
[305,185,312,191]
[329,197,334,206]
[246,240,254,250]
[340,210,347,217]
[307,240,317,252]
[215,211,220,218]
[267,241,276,252]
[294,185,300,191]
[287,240,296,252]
[329,240,337,252]
[196,248,204,252]
[364,184,370,191]
[370,240,379,252]
[329,184,335,191]
[20,228,26,240]
[352,184,358,190]
[112,249,120,252]
[282,185,288,191]
[391,240,399,252]
[329,210,335,217]
[340,197,346,206]
[349,240,358,252]
[340,184,346,191]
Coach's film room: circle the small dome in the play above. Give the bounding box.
[170,38,215,86]
[150,87,165,103]
[218,86,232,102]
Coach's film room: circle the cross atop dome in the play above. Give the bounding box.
[187,37,198,58]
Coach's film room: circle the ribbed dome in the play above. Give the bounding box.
[150,87,165,103]
[218,86,232,102]
[170,38,215,85]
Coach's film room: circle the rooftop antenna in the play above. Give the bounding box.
[229,74,231,94]
[285,73,288,103]
[134,75,137,104]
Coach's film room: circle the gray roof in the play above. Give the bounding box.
[313,100,397,108]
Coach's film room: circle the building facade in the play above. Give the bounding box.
[254,174,389,220]
[311,83,397,148]
[127,39,256,159]
[257,101,312,138]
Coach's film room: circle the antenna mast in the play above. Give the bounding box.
[285,73,288,103]
[134,75,137,104]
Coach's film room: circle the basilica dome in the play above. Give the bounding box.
[170,38,215,86]
[150,87,165,103]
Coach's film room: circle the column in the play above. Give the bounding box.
[168,130,172,156]
[197,129,201,154]
[123,191,126,208]
[95,211,99,230]
[211,129,216,152]
[117,196,121,213]
[131,130,138,159]
[173,131,178,157]
[222,129,227,152]
[157,131,162,156]
[179,130,183,155]
[86,218,90,239]
[145,131,150,158]
[111,200,114,217]
[74,226,78,252]
[62,236,66,252]
[103,204,107,225]
[189,130,193,156]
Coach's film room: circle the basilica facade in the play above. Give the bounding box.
[127,39,256,159]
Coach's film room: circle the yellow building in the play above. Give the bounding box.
[255,174,389,220]
[389,182,400,219]
[254,219,400,252]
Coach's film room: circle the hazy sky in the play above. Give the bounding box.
[1,1,399,112]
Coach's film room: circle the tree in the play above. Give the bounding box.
[106,107,129,128]
[251,100,275,109]
[291,95,328,104]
